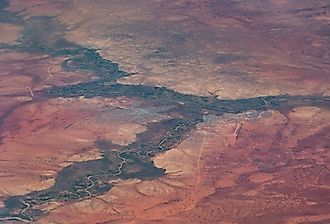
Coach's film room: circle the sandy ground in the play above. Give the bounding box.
[1,1,329,223]
[20,0,329,99]
[34,107,330,224]
[0,97,148,199]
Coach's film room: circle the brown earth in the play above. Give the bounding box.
[1,0,329,223]
[0,97,148,201]
[33,106,330,224]
[0,23,21,44]
[0,51,95,96]
[10,0,327,99]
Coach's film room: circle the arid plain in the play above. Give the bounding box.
[0,0,330,223]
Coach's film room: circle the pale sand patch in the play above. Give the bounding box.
[248,172,274,183]
[217,179,236,188]
[0,176,56,197]
[280,106,330,147]
[37,201,62,213]
[0,23,21,43]
[136,180,175,197]
[104,123,146,146]
[58,148,104,167]
[289,106,321,120]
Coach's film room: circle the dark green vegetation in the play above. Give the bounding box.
[0,1,330,222]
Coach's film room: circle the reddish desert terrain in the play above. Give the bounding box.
[33,107,330,224]
[0,0,329,223]
[46,0,330,98]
